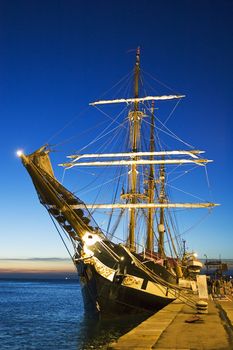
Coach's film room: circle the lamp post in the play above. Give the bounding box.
[204,254,208,272]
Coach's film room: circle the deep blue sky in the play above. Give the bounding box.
[0,0,232,260]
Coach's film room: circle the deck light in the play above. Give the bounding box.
[83,232,101,247]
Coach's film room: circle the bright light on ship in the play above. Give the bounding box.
[16,149,24,157]
[82,232,101,247]
[193,252,198,258]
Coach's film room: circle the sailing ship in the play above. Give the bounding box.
[18,48,217,316]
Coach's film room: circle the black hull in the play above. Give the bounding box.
[79,267,174,317]
[76,242,177,317]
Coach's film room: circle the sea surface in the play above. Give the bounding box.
[1,269,233,350]
[0,279,144,350]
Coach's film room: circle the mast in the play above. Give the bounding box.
[128,47,142,251]
[158,161,166,258]
[60,51,218,254]
[146,101,155,252]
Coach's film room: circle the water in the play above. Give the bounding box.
[202,267,233,279]
[0,279,143,350]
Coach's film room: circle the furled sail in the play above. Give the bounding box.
[89,95,185,106]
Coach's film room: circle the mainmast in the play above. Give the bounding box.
[128,47,143,251]
[158,162,166,258]
[146,101,155,252]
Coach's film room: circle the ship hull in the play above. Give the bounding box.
[76,245,177,317]
[80,269,174,316]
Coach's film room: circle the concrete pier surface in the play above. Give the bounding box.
[108,296,233,350]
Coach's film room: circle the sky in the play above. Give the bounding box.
[0,258,77,278]
[0,0,233,274]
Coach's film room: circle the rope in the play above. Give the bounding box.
[122,246,197,309]
[54,118,108,149]
[141,69,179,94]
[97,69,134,99]
[167,165,199,184]
[94,105,128,129]
[48,212,75,263]
[45,105,90,145]
[33,161,97,234]
[141,101,193,148]
[167,183,207,202]
[108,209,125,240]
[99,240,121,261]
[204,165,214,202]
[142,112,194,149]
[44,68,133,146]
[87,124,128,213]
[178,211,211,238]
[72,121,128,194]
[106,165,124,235]
[110,70,134,100]
[76,115,128,154]
[78,172,127,196]
[163,99,182,126]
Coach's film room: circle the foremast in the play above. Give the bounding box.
[128,47,143,251]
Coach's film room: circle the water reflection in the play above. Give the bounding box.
[77,312,149,349]
[0,280,150,350]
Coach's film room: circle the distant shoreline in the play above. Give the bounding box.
[0,272,78,279]
[200,259,233,268]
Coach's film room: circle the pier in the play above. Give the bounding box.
[108,297,233,349]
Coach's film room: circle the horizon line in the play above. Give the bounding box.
[0,257,71,261]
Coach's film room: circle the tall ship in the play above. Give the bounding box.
[18,48,217,316]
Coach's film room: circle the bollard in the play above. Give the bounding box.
[196,300,208,314]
